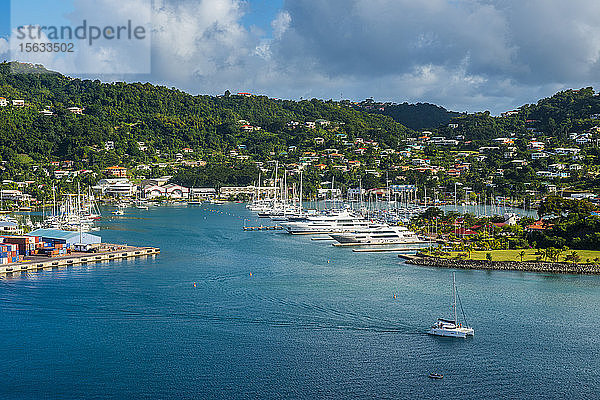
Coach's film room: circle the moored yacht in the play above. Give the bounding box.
[428,272,474,338]
[282,210,372,235]
[330,224,422,245]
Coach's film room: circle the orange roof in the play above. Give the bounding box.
[526,221,553,231]
[106,166,126,170]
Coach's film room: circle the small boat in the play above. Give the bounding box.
[135,201,149,210]
[428,373,444,379]
[428,272,474,338]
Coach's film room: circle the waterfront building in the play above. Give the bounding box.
[93,179,137,196]
[27,228,101,245]
[0,220,19,233]
[143,184,190,199]
[189,188,217,200]
[220,186,277,198]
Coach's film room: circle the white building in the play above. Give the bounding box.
[219,186,277,198]
[93,178,136,196]
[0,190,33,202]
[189,188,217,200]
[67,107,84,115]
[143,183,190,199]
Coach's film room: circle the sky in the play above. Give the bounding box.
[1,0,600,114]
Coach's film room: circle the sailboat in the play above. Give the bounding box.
[428,272,474,338]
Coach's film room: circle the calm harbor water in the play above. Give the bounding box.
[1,204,598,399]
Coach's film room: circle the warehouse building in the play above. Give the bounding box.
[26,229,101,246]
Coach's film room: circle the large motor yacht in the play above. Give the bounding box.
[282,211,372,235]
[330,224,421,245]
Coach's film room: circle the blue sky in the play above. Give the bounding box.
[0,0,9,37]
[241,0,283,37]
[1,0,600,114]
[0,0,282,38]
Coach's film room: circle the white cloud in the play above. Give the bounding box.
[0,37,8,58]
[9,0,152,74]
[271,11,291,40]
[150,0,260,90]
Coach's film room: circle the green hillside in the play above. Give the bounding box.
[0,62,411,166]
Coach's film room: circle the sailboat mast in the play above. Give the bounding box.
[453,272,457,323]
[299,169,303,214]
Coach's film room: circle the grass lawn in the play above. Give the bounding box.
[436,249,600,263]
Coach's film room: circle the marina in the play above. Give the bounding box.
[1,204,599,399]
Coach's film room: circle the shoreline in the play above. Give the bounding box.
[400,254,600,275]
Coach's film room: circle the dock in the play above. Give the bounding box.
[0,245,160,275]
[243,225,284,231]
[352,247,423,253]
[333,241,429,247]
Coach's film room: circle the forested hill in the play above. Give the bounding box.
[376,102,461,131]
[435,87,600,141]
[0,62,411,163]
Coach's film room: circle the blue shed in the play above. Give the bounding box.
[26,229,102,245]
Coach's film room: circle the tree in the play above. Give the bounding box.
[565,251,581,264]
[486,252,492,262]
[518,250,526,262]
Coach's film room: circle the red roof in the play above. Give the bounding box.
[453,228,478,235]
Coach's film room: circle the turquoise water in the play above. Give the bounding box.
[1,204,598,399]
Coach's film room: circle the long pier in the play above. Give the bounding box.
[332,241,429,247]
[0,245,160,275]
[243,225,284,231]
[352,247,423,253]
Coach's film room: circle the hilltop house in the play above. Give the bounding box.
[0,97,7,107]
[67,106,84,115]
[528,141,545,150]
[105,166,127,178]
[12,100,25,107]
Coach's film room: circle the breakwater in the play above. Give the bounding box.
[401,254,600,275]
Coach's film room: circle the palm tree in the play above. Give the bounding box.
[519,250,526,262]
[466,244,474,259]
[566,251,580,264]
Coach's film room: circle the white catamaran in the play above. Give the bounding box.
[428,272,474,338]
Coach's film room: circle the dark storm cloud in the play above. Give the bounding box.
[273,0,600,88]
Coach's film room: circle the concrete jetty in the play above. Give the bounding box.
[0,245,160,275]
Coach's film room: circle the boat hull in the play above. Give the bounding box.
[428,327,473,338]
